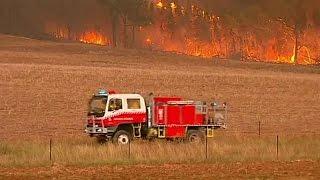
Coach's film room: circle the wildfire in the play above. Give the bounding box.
[42,2,318,65]
[145,38,152,47]
[276,45,315,65]
[300,46,313,64]
[170,2,177,14]
[156,2,163,8]
[170,2,177,10]
[44,22,109,46]
[79,31,108,45]
[290,55,296,64]
[44,22,69,39]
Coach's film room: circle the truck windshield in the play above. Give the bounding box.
[88,96,107,117]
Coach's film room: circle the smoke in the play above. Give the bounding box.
[0,0,110,38]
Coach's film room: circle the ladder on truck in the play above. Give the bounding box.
[206,126,214,138]
[133,124,141,138]
[158,126,165,138]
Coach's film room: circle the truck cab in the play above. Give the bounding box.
[85,90,147,143]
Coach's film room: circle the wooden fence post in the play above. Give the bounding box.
[49,139,52,162]
[205,132,208,160]
[276,135,279,160]
[128,140,131,159]
[258,121,261,136]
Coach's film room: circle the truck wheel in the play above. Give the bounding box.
[112,130,131,145]
[187,130,204,143]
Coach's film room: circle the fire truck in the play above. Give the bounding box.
[85,89,227,144]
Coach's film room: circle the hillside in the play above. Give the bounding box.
[0,34,320,140]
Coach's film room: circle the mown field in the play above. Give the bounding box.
[0,34,320,178]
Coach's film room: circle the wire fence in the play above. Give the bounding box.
[43,134,314,163]
[1,120,319,166]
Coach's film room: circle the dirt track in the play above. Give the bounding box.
[1,34,320,140]
[0,161,319,179]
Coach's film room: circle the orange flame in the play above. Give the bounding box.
[43,1,319,65]
[156,2,163,8]
[79,31,108,45]
[170,2,177,9]
[146,38,152,43]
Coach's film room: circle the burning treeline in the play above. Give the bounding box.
[0,0,320,65]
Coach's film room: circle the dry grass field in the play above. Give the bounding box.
[1,34,320,178]
[1,34,319,139]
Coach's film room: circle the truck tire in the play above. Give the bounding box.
[187,130,205,143]
[112,130,132,145]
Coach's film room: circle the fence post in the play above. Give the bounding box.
[276,135,279,160]
[128,140,131,159]
[258,121,261,136]
[49,139,52,162]
[205,132,208,160]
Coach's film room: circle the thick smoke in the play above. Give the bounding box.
[0,0,109,38]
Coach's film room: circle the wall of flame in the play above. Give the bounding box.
[1,0,319,65]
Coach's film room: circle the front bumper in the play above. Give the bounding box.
[85,125,117,135]
[85,126,109,134]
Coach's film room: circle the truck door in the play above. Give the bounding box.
[105,98,124,118]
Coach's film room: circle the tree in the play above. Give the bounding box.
[263,0,318,64]
[200,0,270,60]
[97,0,152,47]
[98,0,120,47]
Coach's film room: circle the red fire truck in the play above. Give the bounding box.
[85,89,227,144]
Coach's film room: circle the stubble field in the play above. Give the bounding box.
[0,34,320,178]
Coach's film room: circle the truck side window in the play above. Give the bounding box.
[127,99,141,109]
[108,99,122,111]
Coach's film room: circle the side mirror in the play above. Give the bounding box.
[223,102,227,108]
[211,102,218,107]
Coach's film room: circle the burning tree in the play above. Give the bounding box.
[98,0,153,47]
[199,0,320,64]
[263,0,320,64]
